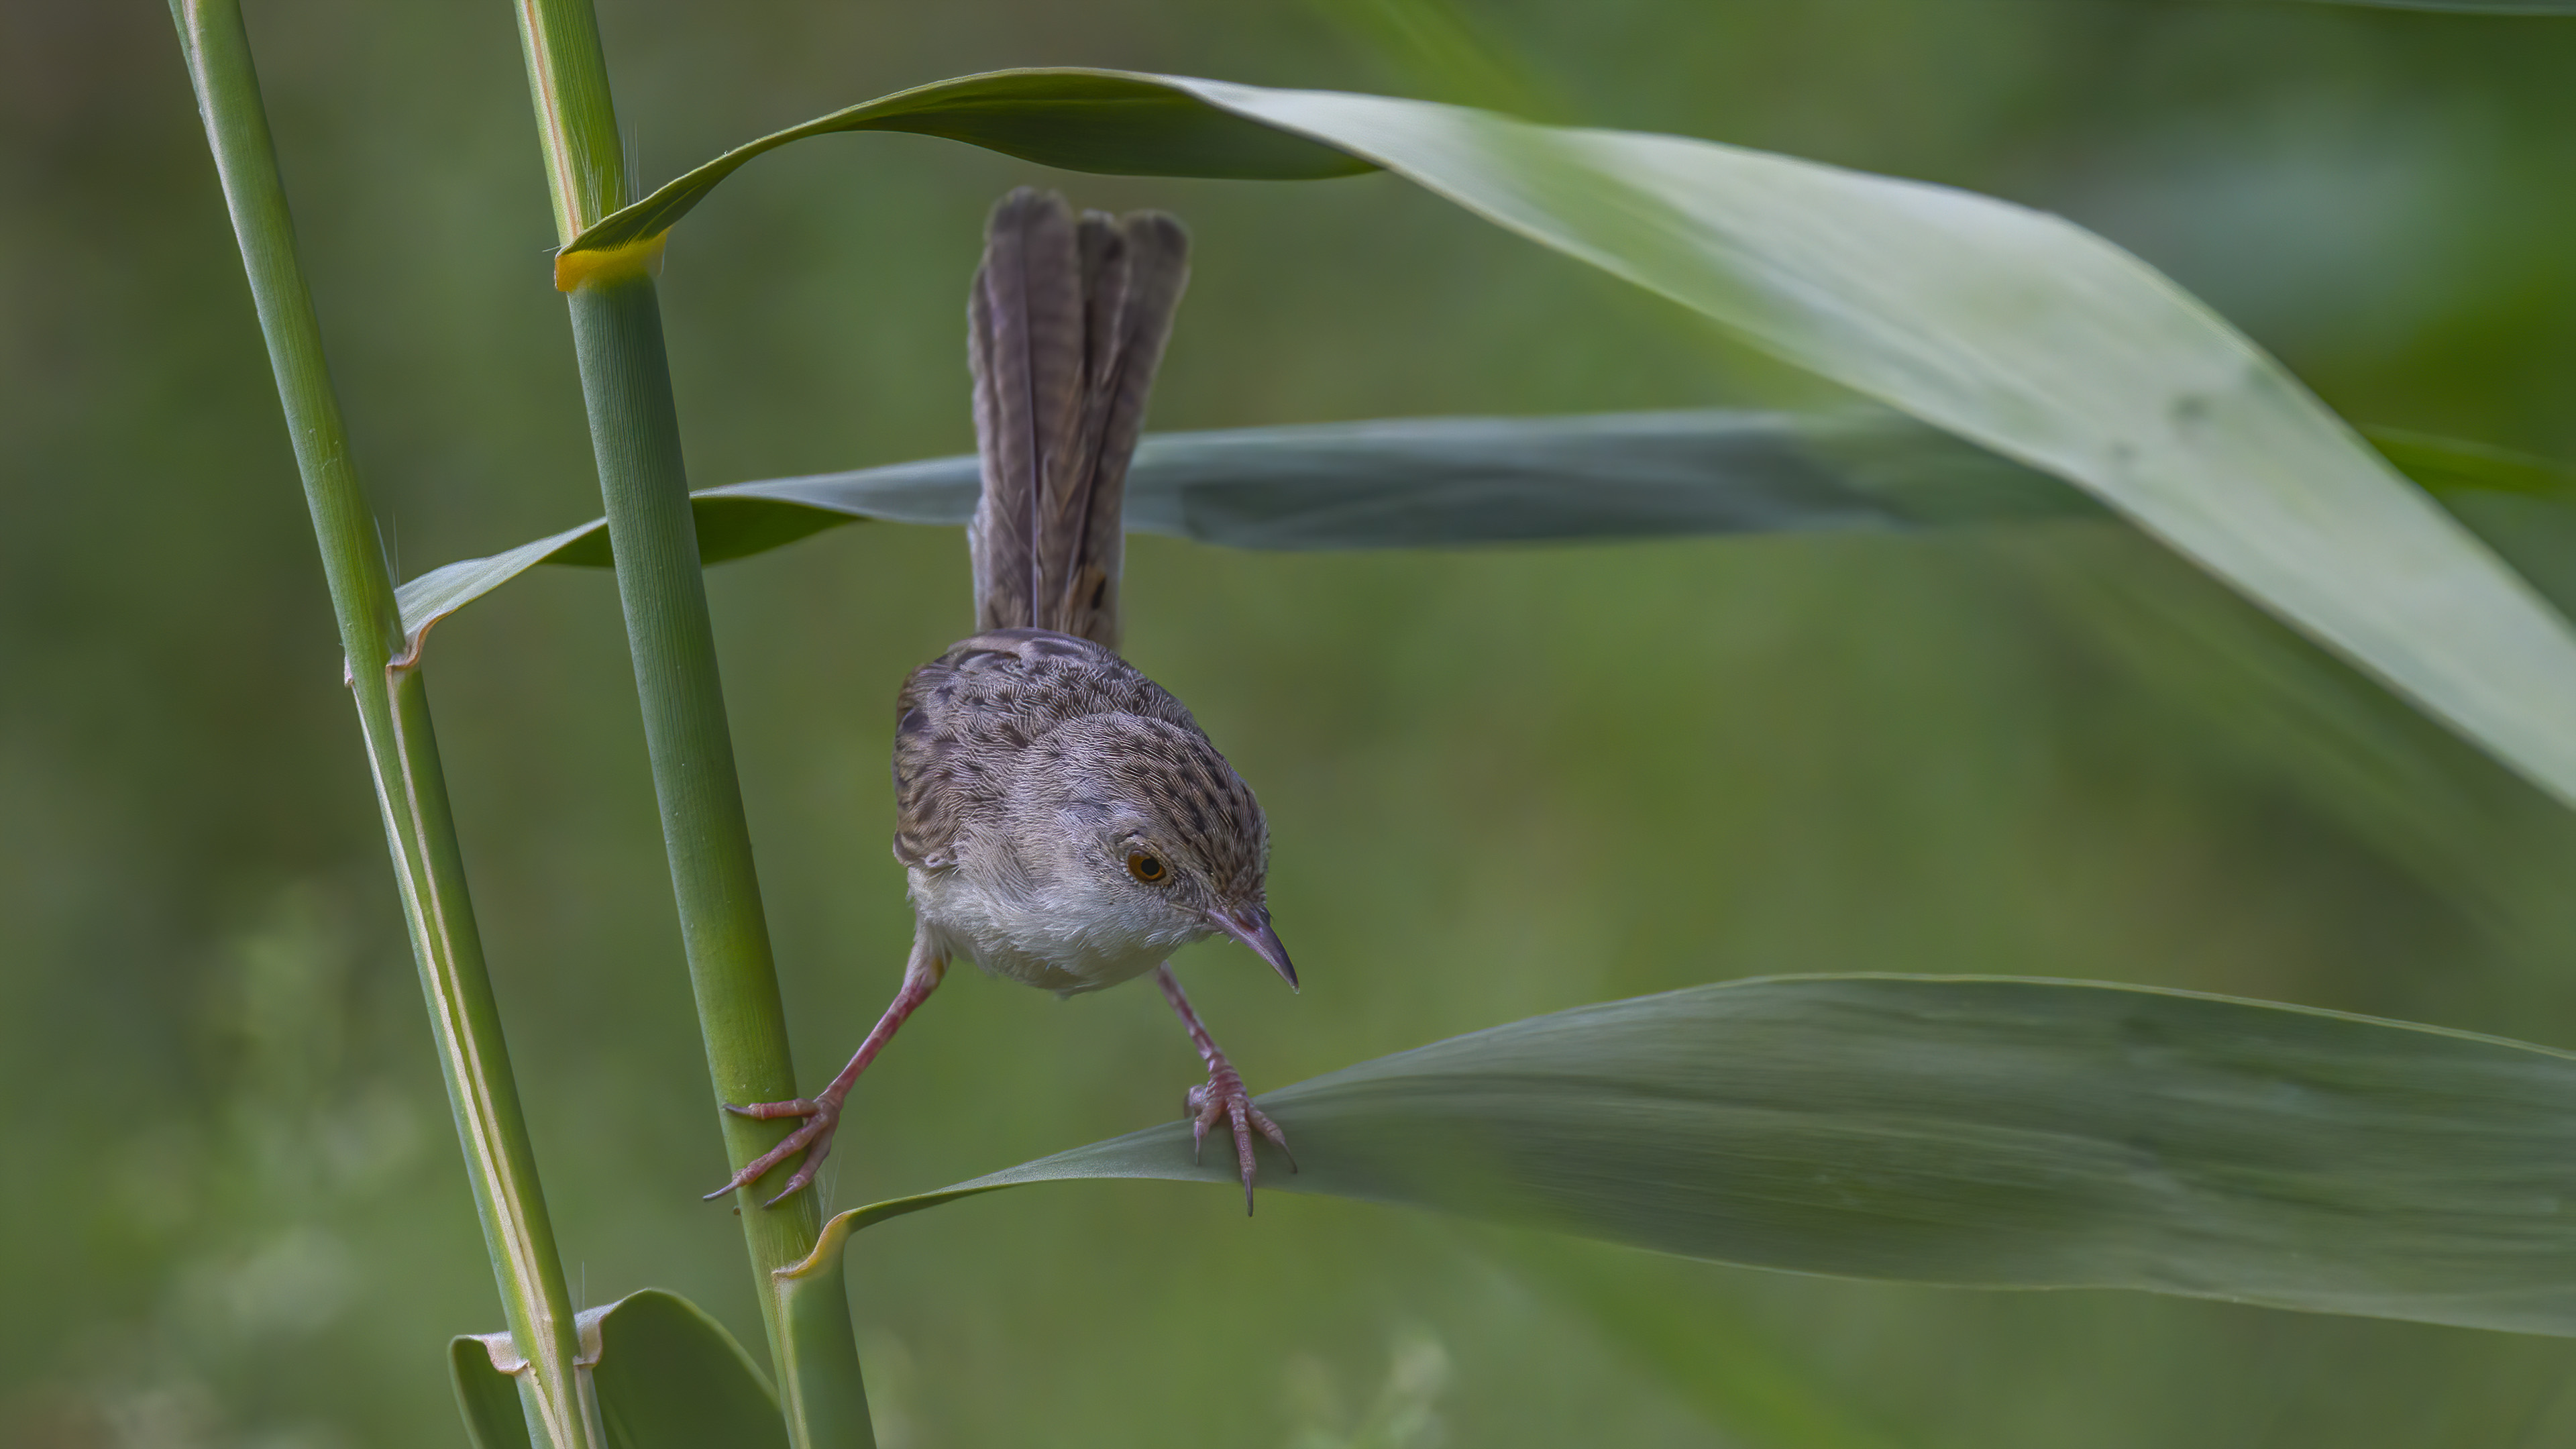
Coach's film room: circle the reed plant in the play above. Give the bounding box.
[169,0,2576,1443]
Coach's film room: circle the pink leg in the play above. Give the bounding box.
[1155,963,1295,1214]
[706,934,946,1207]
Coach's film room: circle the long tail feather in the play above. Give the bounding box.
[967,189,1190,648]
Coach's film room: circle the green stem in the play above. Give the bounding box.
[562,270,825,1288]
[504,3,873,1443]
[168,4,594,1446]
[506,0,627,250]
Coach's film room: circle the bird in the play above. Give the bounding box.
[708,187,1297,1214]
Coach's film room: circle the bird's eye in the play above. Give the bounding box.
[1126,851,1169,884]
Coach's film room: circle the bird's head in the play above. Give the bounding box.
[1026,714,1295,989]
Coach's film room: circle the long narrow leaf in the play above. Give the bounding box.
[393,411,2567,653]
[792,975,2576,1339]
[549,68,2576,808]
[392,410,2089,641]
[564,70,1373,260]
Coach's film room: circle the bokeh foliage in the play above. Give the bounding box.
[9,0,2576,1446]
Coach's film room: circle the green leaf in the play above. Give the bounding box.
[570,70,1373,255]
[451,1291,790,1449]
[796,975,2576,1339]
[767,1252,876,1449]
[391,409,2092,642]
[553,68,2576,809]
[393,411,2569,667]
[590,1291,788,1449]
[452,1334,537,1449]
[2363,427,2576,502]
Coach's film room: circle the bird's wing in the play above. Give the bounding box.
[890,631,1205,870]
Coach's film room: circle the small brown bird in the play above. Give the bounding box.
[709,188,1296,1212]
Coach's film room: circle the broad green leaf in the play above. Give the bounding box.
[451,1291,788,1449]
[794,975,2576,1339]
[451,1334,535,1449]
[589,1291,787,1449]
[392,410,2091,643]
[555,68,2576,809]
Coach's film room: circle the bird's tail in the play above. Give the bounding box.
[966,187,1191,650]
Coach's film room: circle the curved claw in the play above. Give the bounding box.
[704,1095,842,1205]
[1187,1085,1213,1163]
[1186,1074,1292,1215]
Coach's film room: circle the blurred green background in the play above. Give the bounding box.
[11,0,2576,1444]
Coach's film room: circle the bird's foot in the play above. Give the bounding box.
[1186,1059,1295,1214]
[704,1094,843,1207]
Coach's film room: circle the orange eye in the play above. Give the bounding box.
[1127,851,1168,883]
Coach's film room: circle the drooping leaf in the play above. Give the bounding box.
[793,975,2576,1339]
[393,411,2567,654]
[398,518,604,651]
[568,70,1375,256]
[450,1291,788,1449]
[392,410,2093,642]
[550,68,2576,808]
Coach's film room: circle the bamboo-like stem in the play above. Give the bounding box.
[503,3,874,1443]
[168,4,594,1446]
[506,0,626,252]
[562,268,831,1306]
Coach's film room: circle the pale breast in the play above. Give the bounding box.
[907,861,1198,994]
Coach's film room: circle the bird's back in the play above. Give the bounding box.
[892,629,1200,871]
[894,189,1199,877]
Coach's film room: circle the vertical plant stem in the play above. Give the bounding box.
[506,0,625,250]
[563,267,824,1303]
[168,3,594,1446]
[504,2,874,1442]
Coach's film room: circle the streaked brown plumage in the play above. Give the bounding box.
[710,189,1295,1212]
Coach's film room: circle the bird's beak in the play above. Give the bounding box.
[1214,906,1298,991]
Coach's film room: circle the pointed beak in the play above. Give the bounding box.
[1213,906,1298,991]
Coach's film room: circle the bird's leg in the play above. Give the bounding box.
[706,933,947,1208]
[1155,963,1294,1214]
